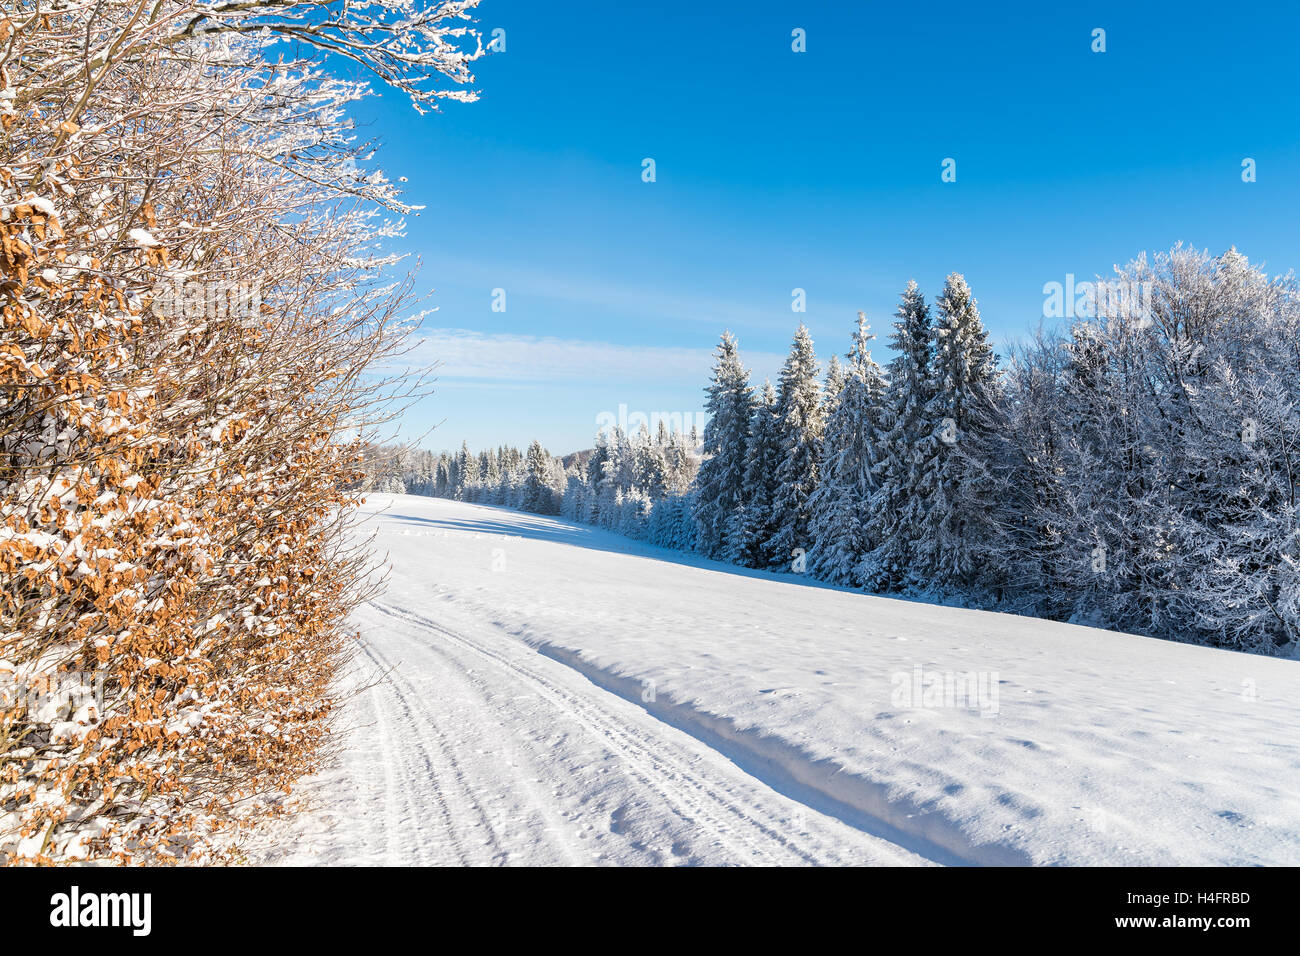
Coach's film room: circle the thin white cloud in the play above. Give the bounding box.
[405,328,786,387]
[418,253,859,332]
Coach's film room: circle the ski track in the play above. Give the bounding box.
[372,601,818,866]
[253,597,932,867]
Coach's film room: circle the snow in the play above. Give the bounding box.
[127,227,158,247]
[255,494,1300,866]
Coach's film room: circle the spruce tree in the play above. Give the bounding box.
[913,273,1001,590]
[766,324,824,568]
[584,430,611,525]
[664,430,693,492]
[809,312,888,585]
[693,332,756,557]
[729,381,782,567]
[635,426,669,500]
[822,353,845,421]
[603,427,636,507]
[455,440,479,501]
[862,281,935,590]
[521,440,553,514]
[435,453,451,497]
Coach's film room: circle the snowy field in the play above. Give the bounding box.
[253,494,1300,866]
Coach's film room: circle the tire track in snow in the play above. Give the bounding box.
[381,613,779,864]
[359,635,516,864]
[379,586,1000,866]
[366,605,773,863]
[360,677,408,864]
[370,603,790,864]
[367,600,924,866]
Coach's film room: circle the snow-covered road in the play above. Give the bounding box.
[253,588,929,866]
[252,495,1300,866]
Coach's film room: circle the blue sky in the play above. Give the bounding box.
[354,0,1300,455]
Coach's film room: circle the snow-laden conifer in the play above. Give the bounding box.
[693,332,756,557]
[809,313,888,585]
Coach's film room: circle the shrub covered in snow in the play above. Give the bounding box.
[0,0,484,863]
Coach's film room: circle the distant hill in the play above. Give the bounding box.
[562,448,595,470]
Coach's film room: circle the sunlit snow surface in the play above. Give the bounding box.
[253,494,1300,866]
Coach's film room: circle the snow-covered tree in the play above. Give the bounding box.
[560,469,586,522]
[648,492,698,551]
[664,430,697,493]
[984,245,1300,655]
[618,487,654,540]
[759,327,821,567]
[823,354,845,420]
[435,453,452,496]
[912,274,1002,591]
[809,313,888,586]
[766,325,824,568]
[635,424,670,500]
[599,427,639,528]
[521,440,555,514]
[455,440,480,500]
[693,332,756,558]
[583,431,612,525]
[729,381,783,568]
[861,281,935,590]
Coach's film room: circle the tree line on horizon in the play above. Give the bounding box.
[365,418,703,548]
[379,244,1300,658]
